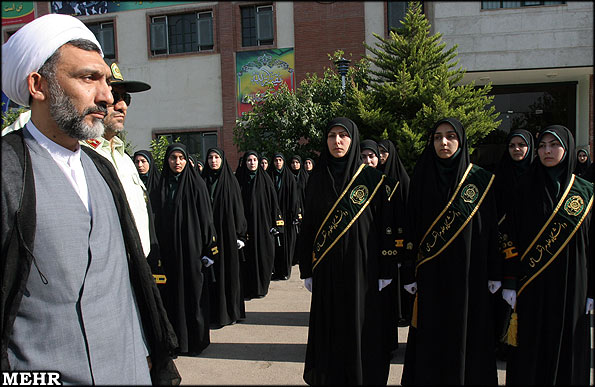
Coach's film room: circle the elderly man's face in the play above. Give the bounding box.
[47,44,113,140]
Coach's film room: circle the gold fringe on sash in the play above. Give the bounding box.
[411,294,418,328]
[504,311,518,347]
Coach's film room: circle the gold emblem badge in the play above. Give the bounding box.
[350,185,369,205]
[564,195,584,216]
[386,227,393,235]
[461,184,479,203]
[110,63,124,81]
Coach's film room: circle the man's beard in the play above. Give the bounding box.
[47,78,107,140]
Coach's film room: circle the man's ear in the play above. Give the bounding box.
[27,72,49,102]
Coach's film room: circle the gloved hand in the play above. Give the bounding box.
[404,282,417,295]
[201,256,214,267]
[237,240,245,250]
[293,219,300,225]
[378,279,392,291]
[586,298,594,314]
[397,263,402,268]
[304,277,313,292]
[502,289,516,308]
[269,227,280,235]
[488,280,502,294]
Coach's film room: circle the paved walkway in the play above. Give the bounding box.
[174,267,551,385]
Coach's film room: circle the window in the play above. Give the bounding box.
[86,21,116,59]
[158,131,218,161]
[387,1,409,32]
[241,5,274,47]
[481,1,565,10]
[150,11,213,56]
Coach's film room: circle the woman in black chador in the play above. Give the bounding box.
[203,147,248,327]
[492,129,534,356]
[289,155,309,211]
[401,118,500,385]
[269,153,302,280]
[574,148,592,182]
[133,149,161,196]
[500,125,593,385]
[235,151,284,299]
[298,117,393,385]
[150,143,218,355]
[376,139,411,352]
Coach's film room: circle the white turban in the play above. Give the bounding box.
[2,14,103,107]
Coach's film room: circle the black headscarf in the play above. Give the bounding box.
[203,148,224,201]
[304,157,315,175]
[133,149,161,196]
[493,129,535,219]
[574,148,592,178]
[259,155,270,172]
[270,153,286,191]
[360,139,380,159]
[408,118,469,246]
[378,139,410,195]
[315,117,362,195]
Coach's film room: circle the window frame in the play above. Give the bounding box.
[152,128,219,161]
[238,3,276,50]
[147,7,216,59]
[85,19,117,60]
[481,1,566,10]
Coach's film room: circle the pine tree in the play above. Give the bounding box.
[348,1,501,172]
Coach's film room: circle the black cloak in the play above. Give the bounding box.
[235,151,284,299]
[502,125,592,385]
[133,149,161,196]
[574,148,592,180]
[298,117,392,385]
[493,129,535,221]
[150,143,217,355]
[401,118,500,385]
[203,148,248,327]
[377,139,412,351]
[289,154,309,212]
[269,153,302,280]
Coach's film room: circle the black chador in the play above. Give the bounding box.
[150,143,218,355]
[376,139,411,353]
[298,117,392,385]
[269,154,302,280]
[235,151,284,299]
[289,154,309,212]
[501,125,593,385]
[492,129,534,355]
[203,148,248,327]
[401,118,500,385]
[133,149,161,196]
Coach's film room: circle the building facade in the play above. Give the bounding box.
[2,1,593,168]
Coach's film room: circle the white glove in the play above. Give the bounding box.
[502,289,516,308]
[586,298,594,314]
[237,240,245,249]
[201,256,214,267]
[397,263,402,268]
[304,277,313,292]
[488,280,502,294]
[404,282,417,295]
[378,279,392,291]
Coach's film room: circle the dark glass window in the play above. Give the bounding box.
[481,1,565,10]
[87,21,115,59]
[150,11,213,56]
[241,5,274,47]
[160,131,218,161]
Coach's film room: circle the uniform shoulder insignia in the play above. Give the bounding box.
[85,138,102,149]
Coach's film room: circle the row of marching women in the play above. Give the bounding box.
[295,117,592,386]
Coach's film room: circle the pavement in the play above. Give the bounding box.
[173,266,528,385]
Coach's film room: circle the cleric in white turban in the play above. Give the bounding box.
[2,13,103,107]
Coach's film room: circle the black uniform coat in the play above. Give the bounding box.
[203,148,248,327]
[236,151,283,299]
[502,125,593,385]
[150,143,217,355]
[269,154,302,279]
[298,117,392,385]
[377,139,412,351]
[401,118,500,385]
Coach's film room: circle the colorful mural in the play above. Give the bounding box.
[236,48,295,117]
[50,1,195,16]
